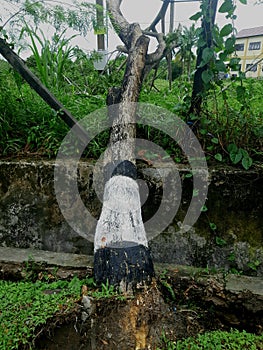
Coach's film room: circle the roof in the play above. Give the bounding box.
[236,26,263,39]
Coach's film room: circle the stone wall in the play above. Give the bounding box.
[0,160,262,275]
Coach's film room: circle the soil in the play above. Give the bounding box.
[33,267,263,350]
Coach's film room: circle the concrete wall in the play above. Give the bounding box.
[0,160,262,275]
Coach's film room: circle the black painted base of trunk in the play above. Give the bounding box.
[94,242,154,291]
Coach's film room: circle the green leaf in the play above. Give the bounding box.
[225,37,236,52]
[211,137,219,144]
[185,173,193,178]
[229,57,241,70]
[240,148,249,158]
[227,143,238,153]
[189,12,202,21]
[215,60,226,72]
[202,70,213,84]
[210,223,217,231]
[230,148,243,164]
[238,0,247,4]
[215,153,223,162]
[201,205,208,212]
[219,0,234,13]
[242,156,253,170]
[219,51,228,61]
[220,24,233,37]
[201,47,214,65]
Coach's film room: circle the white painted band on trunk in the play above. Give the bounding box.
[94,175,148,251]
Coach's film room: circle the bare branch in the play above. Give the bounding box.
[145,33,166,65]
[146,0,170,32]
[106,0,131,48]
[116,45,128,54]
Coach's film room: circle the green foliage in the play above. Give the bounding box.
[1,0,97,41]
[140,78,262,169]
[0,1,262,169]
[0,273,129,349]
[227,144,253,170]
[0,276,85,349]
[158,329,263,350]
[22,25,77,88]
[91,280,119,299]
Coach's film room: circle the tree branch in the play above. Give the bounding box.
[106,0,131,48]
[146,0,170,32]
[145,33,166,65]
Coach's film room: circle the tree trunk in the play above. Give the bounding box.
[94,12,155,291]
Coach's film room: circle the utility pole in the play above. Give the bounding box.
[168,0,175,89]
[94,0,106,72]
[96,0,105,51]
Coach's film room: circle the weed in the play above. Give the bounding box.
[0,276,86,349]
[158,329,263,349]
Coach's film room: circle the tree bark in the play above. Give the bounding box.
[94,1,157,291]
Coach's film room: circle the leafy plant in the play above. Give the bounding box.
[0,276,85,349]
[22,25,77,88]
[158,329,263,350]
[91,279,117,299]
[227,144,253,170]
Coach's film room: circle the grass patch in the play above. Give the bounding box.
[159,329,263,349]
[0,275,128,349]
[0,277,84,349]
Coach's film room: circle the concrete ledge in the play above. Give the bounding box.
[0,247,262,299]
[0,246,93,268]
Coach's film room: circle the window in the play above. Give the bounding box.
[249,42,261,50]
[235,43,244,51]
[246,63,257,72]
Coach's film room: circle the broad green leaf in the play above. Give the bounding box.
[238,0,247,4]
[219,0,234,13]
[242,157,253,170]
[219,51,228,61]
[230,148,243,164]
[220,24,233,37]
[227,143,238,153]
[240,148,249,158]
[201,47,214,65]
[202,70,213,84]
[215,153,223,162]
[225,37,236,52]
[215,60,226,72]
[189,12,202,21]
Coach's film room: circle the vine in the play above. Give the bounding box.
[190,0,254,169]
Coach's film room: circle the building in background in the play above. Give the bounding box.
[234,26,263,78]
